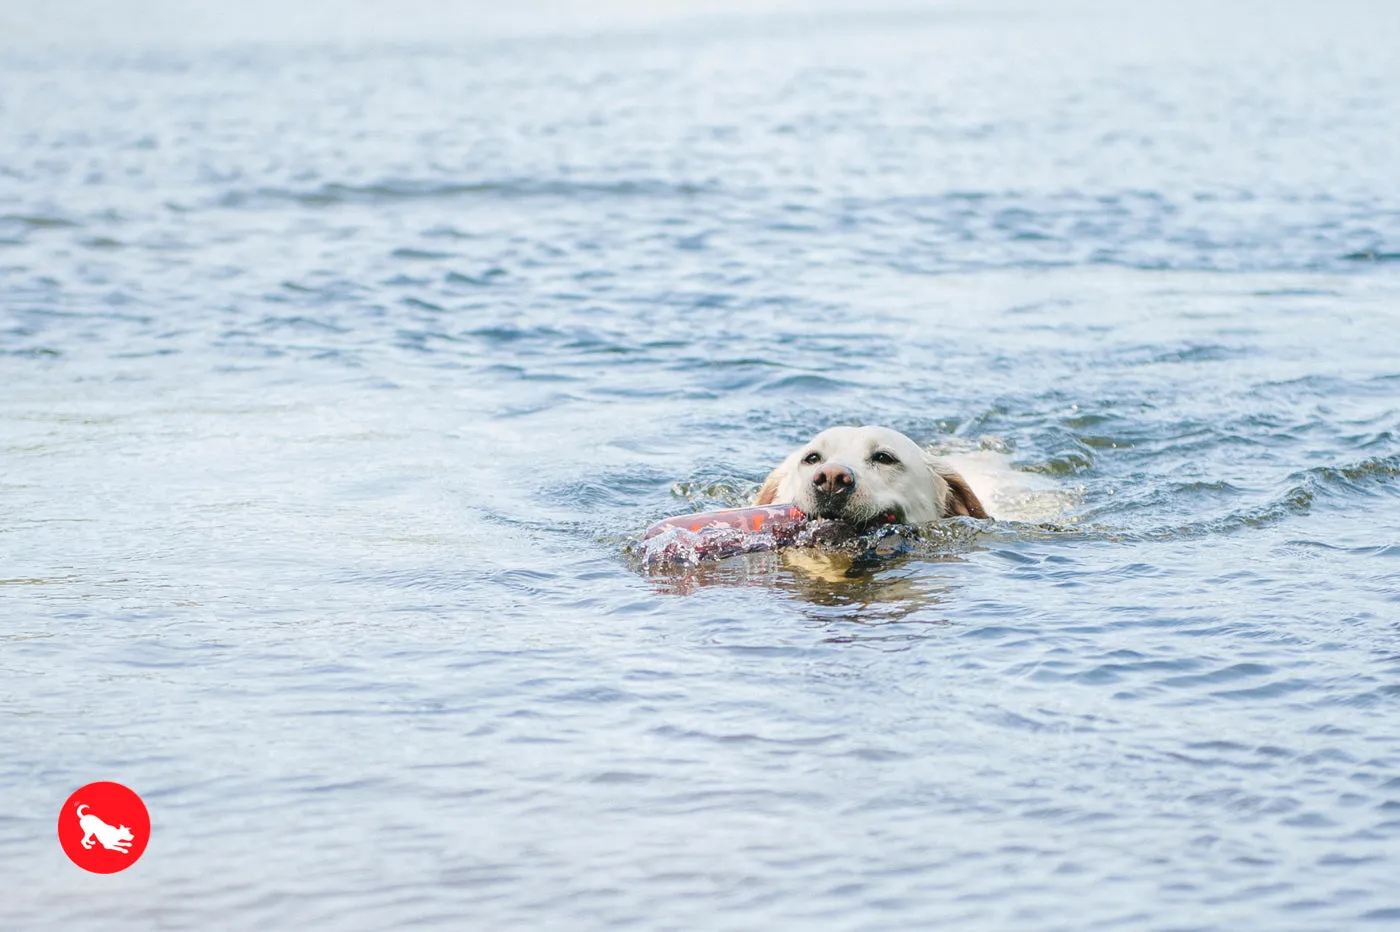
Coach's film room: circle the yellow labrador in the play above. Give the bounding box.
[754,425,988,525]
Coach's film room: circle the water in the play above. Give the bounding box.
[3,1,1400,928]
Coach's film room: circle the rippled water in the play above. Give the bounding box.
[4,1,1400,928]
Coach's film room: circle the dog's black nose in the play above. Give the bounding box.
[811,464,855,497]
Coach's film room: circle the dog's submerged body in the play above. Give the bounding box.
[754,426,988,525]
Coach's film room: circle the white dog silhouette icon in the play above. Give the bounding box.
[75,803,135,854]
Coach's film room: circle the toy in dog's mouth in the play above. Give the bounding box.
[809,504,905,526]
[640,504,904,567]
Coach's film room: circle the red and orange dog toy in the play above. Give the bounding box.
[642,504,810,565]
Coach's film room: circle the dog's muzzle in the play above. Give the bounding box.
[810,463,855,518]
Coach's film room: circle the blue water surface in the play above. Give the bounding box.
[2,1,1399,928]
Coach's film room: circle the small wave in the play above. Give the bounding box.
[0,213,79,230]
[824,189,1400,273]
[444,269,507,287]
[389,248,457,261]
[216,177,713,209]
[668,477,757,510]
[548,468,679,512]
[1293,455,1400,497]
[1095,454,1400,542]
[3,346,62,358]
[759,373,858,393]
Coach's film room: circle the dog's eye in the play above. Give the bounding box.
[803,451,822,465]
[870,451,900,466]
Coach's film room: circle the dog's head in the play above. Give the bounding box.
[754,425,987,525]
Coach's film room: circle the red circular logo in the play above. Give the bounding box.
[58,782,151,873]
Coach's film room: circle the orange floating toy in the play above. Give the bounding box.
[642,504,810,565]
[644,503,808,539]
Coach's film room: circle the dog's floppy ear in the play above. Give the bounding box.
[753,464,789,505]
[938,467,989,519]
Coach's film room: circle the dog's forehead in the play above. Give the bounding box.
[807,425,919,453]
[805,425,862,451]
[866,426,922,453]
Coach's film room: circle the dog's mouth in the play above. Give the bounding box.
[810,502,905,528]
[857,507,904,530]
